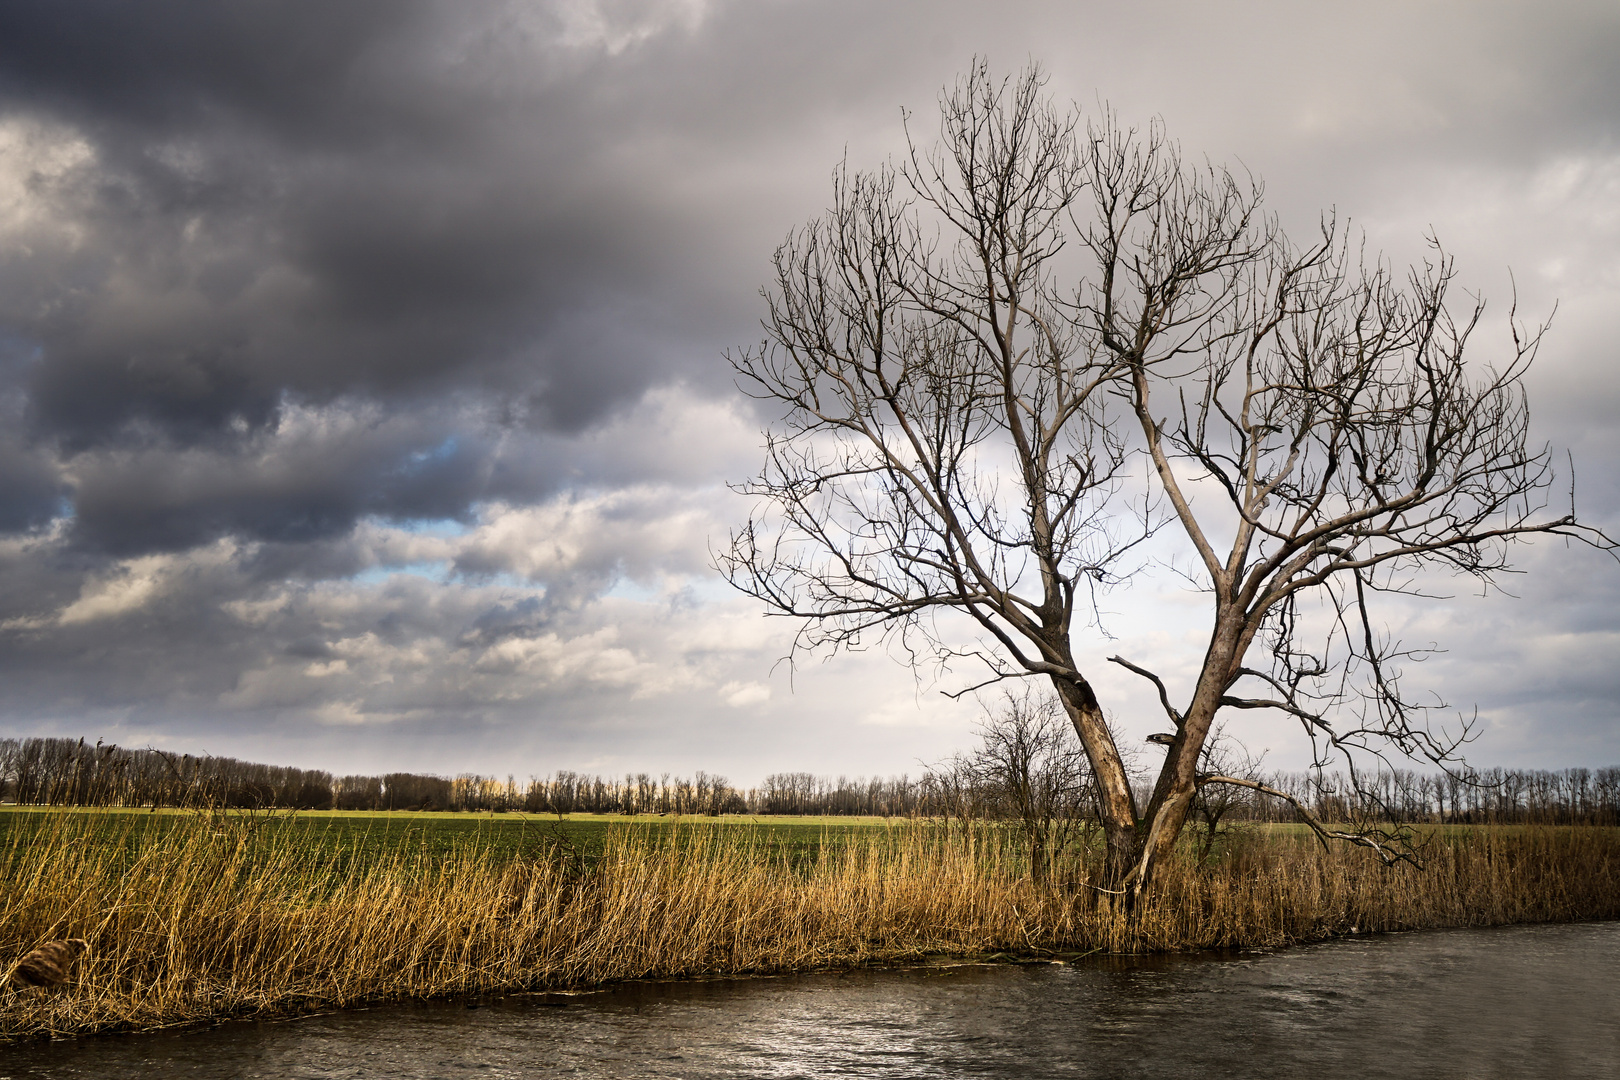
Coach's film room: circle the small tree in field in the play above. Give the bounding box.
[720,61,1613,900]
[930,687,1100,883]
[1187,724,1265,862]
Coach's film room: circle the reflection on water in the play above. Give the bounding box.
[4,922,1618,1079]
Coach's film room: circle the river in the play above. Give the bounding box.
[4,922,1617,1079]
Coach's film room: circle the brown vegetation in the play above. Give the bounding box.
[2,811,1617,1041]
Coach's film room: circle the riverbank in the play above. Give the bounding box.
[3,810,1618,1040]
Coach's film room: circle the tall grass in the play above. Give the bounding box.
[3,811,1617,1040]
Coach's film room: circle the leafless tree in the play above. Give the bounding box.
[931,686,1099,882]
[1184,723,1265,861]
[720,61,1614,900]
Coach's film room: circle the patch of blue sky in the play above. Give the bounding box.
[399,436,460,471]
[680,576,738,604]
[350,561,451,586]
[374,515,471,538]
[603,576,660,604]
[602,574,731,606]
[449,568,543,592]
[0,328,44,372]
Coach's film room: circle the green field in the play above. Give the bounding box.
[3,803,1610,879]
[0,805,915,865]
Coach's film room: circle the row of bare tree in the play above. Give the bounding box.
[0,737,337,810]
[1244,765,1620,827]
[0,737,903,817]
[2,734,1615,827]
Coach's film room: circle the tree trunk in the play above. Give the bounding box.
[1130,625,1241,900]
[1132,690,1229,899]
[1051,674,1140,885]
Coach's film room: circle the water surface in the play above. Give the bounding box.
[5,922,1617,1079]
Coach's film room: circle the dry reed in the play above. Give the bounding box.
[2,812,1617,1040]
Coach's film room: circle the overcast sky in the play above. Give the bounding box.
[0,0,1616,783]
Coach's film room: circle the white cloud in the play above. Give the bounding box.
[718,680,769,707]
[56,540,240,626]
[0,117,93,245]
[549,0,714,55]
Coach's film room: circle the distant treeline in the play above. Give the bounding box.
[1169,766,1620,827]
[1,736,1617,825]
[0,737,919,817]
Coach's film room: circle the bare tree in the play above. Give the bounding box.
[1185,723,1265,861]
[720,61,1613,900]
[931,686,1099,882]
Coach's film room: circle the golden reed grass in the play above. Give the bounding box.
[2,813,1617,1040]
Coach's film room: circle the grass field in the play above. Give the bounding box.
[0,806,900,864]
[2,807,1617,1041]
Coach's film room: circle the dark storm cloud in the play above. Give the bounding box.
[52,385,753,555]
[0,0,786,558]
[0,391,62,531]
[62,406,489,553]
[0,443,59,531]
[0,2,423,139]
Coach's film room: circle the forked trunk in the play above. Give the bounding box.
[1050,674,1141,888]
[1129,787,1197,903]
[1129,687,1229,901]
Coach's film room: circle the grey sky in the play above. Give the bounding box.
[0,0,1615,781]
